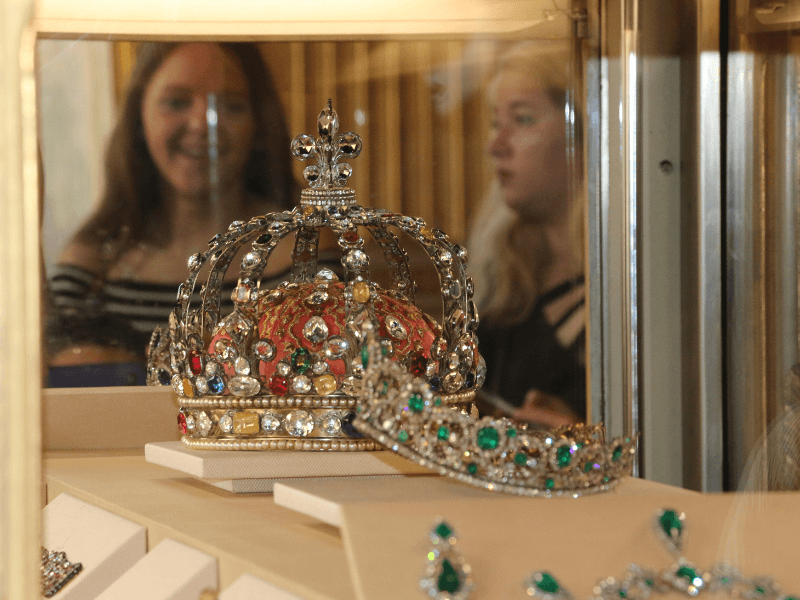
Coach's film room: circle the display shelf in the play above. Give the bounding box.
[44,452,352,600]
[97,538,217,600]
[44,451,800,600]
[145,441,429,493]
[220,574,305,600]
[43,492,146,599]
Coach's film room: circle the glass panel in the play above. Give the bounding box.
[37,31,589,424]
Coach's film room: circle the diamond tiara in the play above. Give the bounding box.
[147,102,484,451]
[353,322,636,496]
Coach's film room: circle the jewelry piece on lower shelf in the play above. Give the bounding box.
[525,571,574,600]
[590,508,796,600]
[355,324,637,496]
[419,519,474,599]
[41,547,82,597]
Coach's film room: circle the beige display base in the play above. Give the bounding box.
[43,492,146,599]
[97,538,217,600]
[330,481,800,600]
[220,574,304,600]
[43,386,178,451]
[145,441,431,493]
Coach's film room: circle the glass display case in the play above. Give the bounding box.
[2,0,799,596]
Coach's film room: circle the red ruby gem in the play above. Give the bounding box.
[343,231,360,244]
[409,351,427,376]
[189,353,202,375]
[178,412,187,435]
[270,375,288,396]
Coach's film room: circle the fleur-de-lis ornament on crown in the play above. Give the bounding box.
[291,99,363,192]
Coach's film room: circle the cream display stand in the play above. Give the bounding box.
[220,574,304,600]
[42,492,146,599]
[145,440,431,493]
[97,538,217,600]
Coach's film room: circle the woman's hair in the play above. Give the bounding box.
[468,40,583,327]
[73,42,296,258]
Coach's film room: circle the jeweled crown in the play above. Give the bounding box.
[147,102,485,452]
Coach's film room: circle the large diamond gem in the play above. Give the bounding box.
[234,357,251,375]
[284,410,315,437]
[219,413,234,434]
[195,377,209,395]
[385,315,408,340]
[276,362,291,377]
[344,249,369,269]
[185,413,196,432]
[219,311,253,337]
[443,371,464,392]
[242,251,261,269]
[318,412,342,436]
[303,316,329,345]
[325,336,348,359]
[315,268,338,282]
[306,290,329,306]
[292,375,312,394]
[254,339,276,361]
[232,412,260,435]
[291,133,315,158]
[196,412,212,436]
[338,132,362,157]
[312,360,328,375]
[261,412,282,433]
[317,105,338,137]
[228,375,260,397]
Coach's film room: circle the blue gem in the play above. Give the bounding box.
[157,369,171,386]
[341,412,364,438]
[465,372,475,388]
[207,375,225,394]
[429,376,441,392]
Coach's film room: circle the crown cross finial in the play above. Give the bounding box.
[291,100,362,190]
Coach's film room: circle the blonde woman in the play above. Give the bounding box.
[469,41,585,428]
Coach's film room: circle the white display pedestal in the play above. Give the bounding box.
[42,492,146,599]
[97,538,217,600]
[220,574,304,600]
[145,441,430,493]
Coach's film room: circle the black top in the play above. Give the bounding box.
[476,277,586,419]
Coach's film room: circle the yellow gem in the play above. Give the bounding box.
[420,227,434,240]
[182,378,194,398]
[303,205,314,216]
[314,374,337,395]
[352,281,370,303]
[233,412,260,435]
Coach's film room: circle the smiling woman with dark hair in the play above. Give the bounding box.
[46,42,308,378]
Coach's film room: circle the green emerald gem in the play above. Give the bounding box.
[507,427,517,438]
[437,558,460,594]
[535,572,560,594]
[619,590,627,598]
[514,452,527,466]
[291,348,311,374]
[477,427,499,450]
[256,233,272,244]
[556,446,572,468]
[612,445,623,462]
[435,522,453,539]
[398,430,408,443]
[381,381,389,394]
[408,394,424,413]
[583,462,592,473]
[645,579,654,587]
[434,398,442,406]
[437,426,450,441]
[677,566,697,581]
[545,478,555,490]
[361,346,369,367]
[381,345,389,356]
[659,509,682,538]
[755,588,766,595]
[467,462,478,475]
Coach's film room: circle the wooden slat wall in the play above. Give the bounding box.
[112,40,500,244]
[263,40,496,243]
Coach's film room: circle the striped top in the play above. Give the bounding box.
[46,258,339,360]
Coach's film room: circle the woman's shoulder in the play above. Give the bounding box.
[56,239,107,277]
